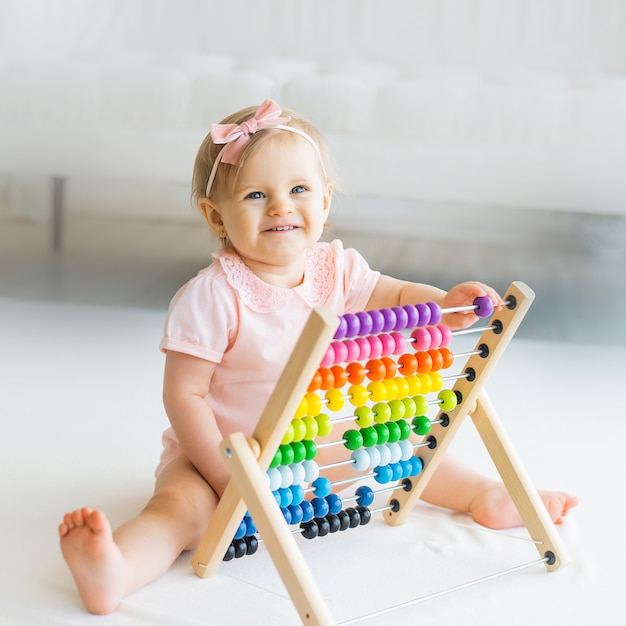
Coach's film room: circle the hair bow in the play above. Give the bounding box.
[210,99,291,166]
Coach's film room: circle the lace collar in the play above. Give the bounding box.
[213,243,335,313]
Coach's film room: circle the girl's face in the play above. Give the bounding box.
[200,134,332,287]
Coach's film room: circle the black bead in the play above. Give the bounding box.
[245,535,259,556]
[317,517,330,537]
[346,507,361,528]
[356,506,371,526]
[301,520,319,540]
[233,538,247,558]
[337,509,351,531]
[223,542,236,561]
[326,513,341,533]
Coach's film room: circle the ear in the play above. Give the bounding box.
[323,183,333,214]
[198,198,225,237]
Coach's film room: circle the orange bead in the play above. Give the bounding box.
[427,349,444,371]
[307,370,322,393]
[366,359,386,381]
[331,364,348,388]
[416,351,433,374]
[439,347,454,369]
[381,356,397,379]
[397,353,417,376]
[318,367,335,390]
[346,361,366,385]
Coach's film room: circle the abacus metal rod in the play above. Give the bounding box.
[338,554,552,625]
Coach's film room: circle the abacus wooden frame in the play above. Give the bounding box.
[191,281,570,625]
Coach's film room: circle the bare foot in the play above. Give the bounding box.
[59,507,126,614]
[468,485,579,530]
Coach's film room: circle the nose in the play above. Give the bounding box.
[267,194,294,216]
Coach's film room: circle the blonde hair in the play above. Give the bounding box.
[191,104,335,208]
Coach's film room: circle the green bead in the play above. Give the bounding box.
[438,389,458,412]
[360,426,378,448]
[270,447,282,468]
[303,439,318,460]
[291,441,306,464]
[397,419,412,440]
[388,399,406,421]
[386,420,401,443]
[412,416,431,436]
[315,413,333,437]
[343,429,364,451]
[291,418,307,442]
[302,415,319,440]
[374,422,390,445]
[279,443,295,465]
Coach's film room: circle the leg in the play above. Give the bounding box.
[59,455,218,614]
[419,455,578,529]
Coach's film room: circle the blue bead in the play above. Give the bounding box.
[234,518,247,540]
[290,484,305,506]
[326,493,343,515]
[355,485,374,507]
[374,464,393,484]
[278,487,293,508]
[390,462,403,482]
[312,476,332,497]
[288,503,304,525]
[410,456,424,476]
[281,507,292,525]
[245,517,257,536]
[312,496,330,518]
[272,490,281,506]
[300,499,315,523]
[399,459,412,479]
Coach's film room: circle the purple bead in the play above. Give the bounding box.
[415,303,431,327]
[403,304,419,329]
[474,295,494,318]
[427,302,442,325]
[391,306,409,330]
[356,311,373,336]
[343,313,360,338]
[369,309,385,334]
[380,308,397,332]
[333,316,347,340]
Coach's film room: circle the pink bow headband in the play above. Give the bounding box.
[205,99,326,197]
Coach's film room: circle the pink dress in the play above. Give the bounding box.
[155,239,380,476]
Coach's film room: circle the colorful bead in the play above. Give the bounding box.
[312,476,332,497]
[317,367,335,390]
[372,402,391,424]
[300,499,315,522]
[383,378,398,401]
[380,308,397,332]
[397,353,417,376]
[312,496,329,518]
[412,415,431,435]
[438,324,453,348]
[386,420,402,443]
[267,468,281,492]
[417,303,432,327]
[413,395,429,415]
[391,331,407,354]
[373,422,390,445]
[427,302,442,324]
[391,306,409,330]
[410,456,424,476]
[355,337,372,361]
[398,439,413,460]
[418,373,432,394]
[305,392,323,416]
[303,415,320,440]
[368,309,385,334]
[343,313,360,338]
[325,388,345,412]
[290,462,306,484]
[473,295,494,318]
[314,414,332,437]
[346,362,366,385]
[351,406,371,429]
[351,448,370,471]
[278,465,294,488]
[331,364,348,388]
[348,384,369,407]
[302,460,319,482]
[379,332,396,357]
[429,371,443,392]
[437,389,458,411]
[366,358,386,381]
[334,316,348,340]
[374,464,393,484]
[288,503,304,525]
[291,418,307,442]
[401,397,417,419]
[278,487,293,508]
[303,440,318,461]
[416,351,433,373]
[388,398,406,421]
[343,429,364,450]
[403,304,419,329]
[366,446,381,468]
[367,380,387,402]
[356,311,374,336]
[291,441,306,464]
[398,419,412,441]
[279,443,295,466]
[394,376,410,400]
[290,484,305,505]
[428,348,444,371]
[270,447,282,468]
[440,347,454,368]
[411,327,431,352]
[355,485,375,507]
[366,334,383,359]
[405,374,421,396]
[307,371,321,393]
[381,356,397,379]
[343,339,361,362]
[360,426,378,448]
[331,340,348,364]
[281,422,295,445]
[320,344,335,368]
[326,493,343,515]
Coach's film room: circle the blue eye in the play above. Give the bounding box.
[246,191,264,199]
[291,185,306,194]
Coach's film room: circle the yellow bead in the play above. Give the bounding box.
[291,418,307,442]
[394,376,410,400]
[413,395,429,416]
[305,392,323,417]
[383,378,398,401]
[406,374,421,396]
[294,396,308,419]
[429,371,443,392]
[325,387,345,412]
[418,373,432,395]
[367,380,387,402]
[348,384,369,407]
[281,422,295,445]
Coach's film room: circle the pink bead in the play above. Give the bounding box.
[366,335,383,359]
[355,337,371,361]
[438,324,452,348]
[331,341,349,364]
[320,344,335,367]
[427,325,443,349]
[390,331,406,355]
[379,333,396,357]
[410,327,431,352]
[343,339,361,362]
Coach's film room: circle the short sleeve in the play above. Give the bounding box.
[159,269,239,363]
[335,241,380,312]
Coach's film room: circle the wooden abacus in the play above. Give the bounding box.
[191,281,570,625]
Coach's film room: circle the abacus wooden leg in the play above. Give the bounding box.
[471,390,571,570]
[192,307,339,579]
[221,432,336,626]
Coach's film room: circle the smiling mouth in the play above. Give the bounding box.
[267,226,298,232]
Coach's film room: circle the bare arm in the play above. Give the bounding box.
[365,275,502,330]
[162,350,231,497]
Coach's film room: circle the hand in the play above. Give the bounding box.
[441,281,503,330]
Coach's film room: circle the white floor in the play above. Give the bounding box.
[1,295,624,625]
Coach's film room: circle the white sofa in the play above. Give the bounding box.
[1,0,626,248]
